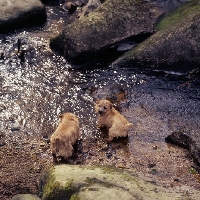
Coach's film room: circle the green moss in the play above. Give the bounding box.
[100,165,124,174]
[40,167,78,200]
[85,177,114,188]
[189,168,197,175]
[156,0,200,31]
[70,193,80,200]
[119,0,200,60]
[38,168,53,198]
[151,169,157,175]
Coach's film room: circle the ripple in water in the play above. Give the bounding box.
[0,31,140,140]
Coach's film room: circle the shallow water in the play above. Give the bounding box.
[0,4,200,196]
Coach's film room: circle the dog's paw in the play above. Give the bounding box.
[104,137,113,142]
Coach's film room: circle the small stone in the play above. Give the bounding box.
[40,142,45,147]
[89,150,97,156]
[116,163,125,168]
[0,52,4,59]
[152,145,157,150]
[99,157,105,161]
[106,151,112,158]
[101,143,108,150]
[0,142,5,147]
[43,135,48,139]
[151,169,157,175]
[148,163,156,168]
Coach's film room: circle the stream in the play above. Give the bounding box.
[0,3,200,198]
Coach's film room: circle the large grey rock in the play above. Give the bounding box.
[39,164,200,200]
[0,0,46,33]
[114,0,200,72]
[50,0,163,65]
[165,131,200,168]
[11,194,41,200]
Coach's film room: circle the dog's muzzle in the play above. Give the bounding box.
[98,110,104,115]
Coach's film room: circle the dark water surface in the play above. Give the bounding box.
[0,30,199,143]
[0,4,200,196]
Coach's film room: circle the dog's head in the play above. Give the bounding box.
[59,112,78,123]
[95,99,113,115]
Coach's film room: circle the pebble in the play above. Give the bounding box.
[116,163,126,168]
[174,178,179,181]
[152,145,157,150]
[40,142,46,147]
[148,163,156,168]
[0,142,5,147]
[89,150,98,156]
[101,144,109,150]
[151,169,157,175]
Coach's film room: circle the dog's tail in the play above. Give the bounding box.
[125,123,134,129]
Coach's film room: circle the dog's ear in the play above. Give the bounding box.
[107,101,113,109]
[59,114,63,119]
[68,116,75,121]
[96,100,100,104]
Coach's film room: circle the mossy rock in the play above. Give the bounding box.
[39,164,200,200]
[50,0,163,66]
[0,0,46,33]
[156,0,200,31]
[114,0,200,72]
[11,194,41,200]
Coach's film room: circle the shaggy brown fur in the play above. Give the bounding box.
[95,99,133,141]
[50,112,80,162]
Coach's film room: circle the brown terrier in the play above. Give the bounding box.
[95,99,133,141]
[50,112,80,162]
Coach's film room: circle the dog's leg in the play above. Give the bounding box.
[107,127,117,141]
[97,121,104,129]
[53,154,59,163]
[97,117,104,128]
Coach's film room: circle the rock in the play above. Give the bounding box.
[0,0,47,33]
[63,2,77,13]
[50,0,163,66]
[0,142,5,147]
[0,52,4,60]
[78,0,102,18]
[165,131,200,167]
[11,194,41,200]
[155,0,190,13]
[173,177,179,182]
[152,145,157,150]
[116,162,125,168]
[114,0,200,72]
[38,164,200,199]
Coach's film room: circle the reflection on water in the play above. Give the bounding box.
[0,31,141,139]
[0,30,200,144]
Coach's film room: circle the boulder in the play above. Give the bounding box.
[0,0,47,33]
[11,194,41,200]
[38,164,200,200]
[114,0,200,72]
[50,0,163,66]
[165,131,200,168]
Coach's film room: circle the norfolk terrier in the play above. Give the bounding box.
[95,99,133,141]
[50,112,80,162]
